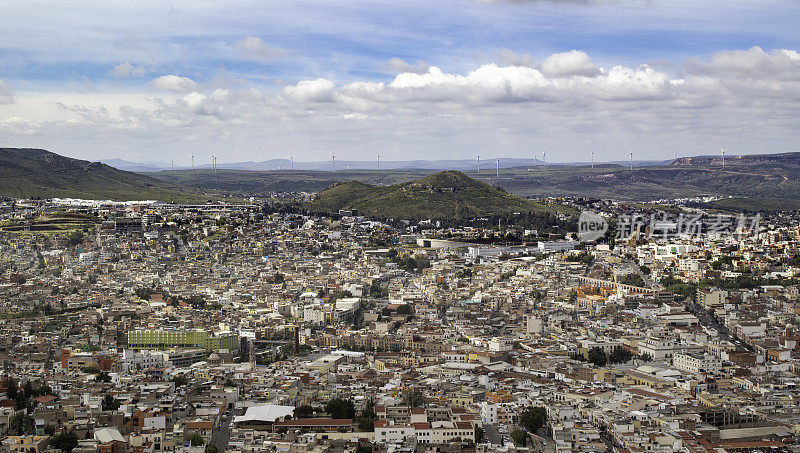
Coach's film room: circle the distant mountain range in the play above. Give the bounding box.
[101,157,553,172]
[0,148,210,202]
[3,147,800,211]
[102,156,671,173]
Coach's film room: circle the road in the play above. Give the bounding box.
[686,302,752,351]
[210,408,240,452]
[621,258,660,290]
[529,433,556,453]
[483,424,503,447]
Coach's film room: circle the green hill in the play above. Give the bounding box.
[0,148,210,202]
[308,170,567,219]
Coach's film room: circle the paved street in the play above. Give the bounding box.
[210,408,240,452]
[686,302,752,351]
[483,424,503,447]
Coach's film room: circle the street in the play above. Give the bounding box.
[686,302,752,351]
[210,408,240,452]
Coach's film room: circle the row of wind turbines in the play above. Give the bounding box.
[166,146,729,174]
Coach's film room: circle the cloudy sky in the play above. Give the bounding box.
[1,0,799,164]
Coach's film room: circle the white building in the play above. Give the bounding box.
[673,352,722,374]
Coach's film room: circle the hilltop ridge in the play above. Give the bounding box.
[308,170,564,219]
[0,148,209,202]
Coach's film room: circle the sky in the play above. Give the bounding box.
[0,0,799,164]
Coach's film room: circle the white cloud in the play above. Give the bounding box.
[149,75,199,92]
[0,117,38,134]
[234,36,287,61]
[3,47,800,162]
[0,80,13,104]
[496,49,535,67]
[109,62,146,78]
[332,61,673,105]
[385,58,430,74]
[687,46,800,78]
[540,50,599,77]
[282,78,336,102]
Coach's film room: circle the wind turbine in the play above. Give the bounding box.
[496,159,499,179]
[629,148,633,170]
[331,149,336,173]
[290,154,294,171]
[377,153,380,171]
[591,151,594,169]
[542,149,547,166]
[720,147,726,168]
[476,154,480,173]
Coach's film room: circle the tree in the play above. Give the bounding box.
[102,394,120,411]
[475,426,485,444]
[520,406,547,434]
[295,405,315,418]
[67,230,84,246]
[51,430,79,452]
[608,347,633,364]
[4,377,18,401]
[95,371,112,382]
[618,273,645,287]
[402,387,425,408]
[325,398,355,419]
[587,347,608,367]
[9,412,33,436]
[22,380,33,400]
[172,375,189,387]
[187,432,205,447]
[529,289,544,309]
[33,385,54,397]
[510,429,527,447]
[356,407,376,432]
[205,446,217,453]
